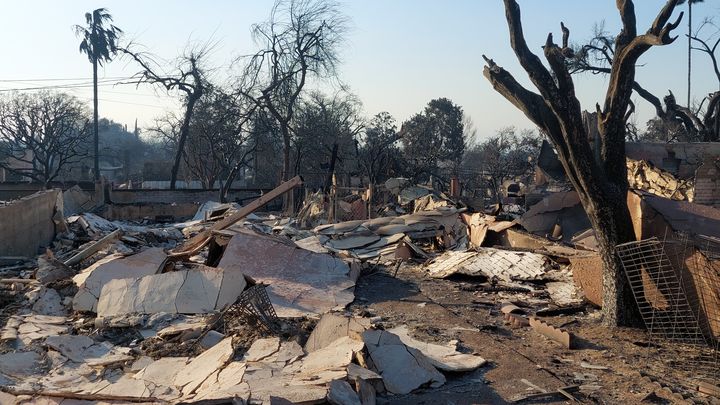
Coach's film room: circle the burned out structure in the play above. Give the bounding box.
[0,156,718,404]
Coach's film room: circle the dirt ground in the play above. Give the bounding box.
[350,262,719,405]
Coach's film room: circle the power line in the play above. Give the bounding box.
[0,80,137,92]
[0,76,132,83]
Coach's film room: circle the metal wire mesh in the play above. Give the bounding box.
[616,237,719,381]
[226,283,280,334]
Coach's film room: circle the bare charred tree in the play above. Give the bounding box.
[292,91,364,190]
[463,127,539,204]
[122,46,207,189]
[483,0,683,326]
[0,92,91,188]
[570,20,719,141]
[237,0,347,210]
[189,86,259,202]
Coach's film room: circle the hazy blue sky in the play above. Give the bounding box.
[0,1,717,143]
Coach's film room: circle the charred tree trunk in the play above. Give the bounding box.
[483,0,682,326]
[323,143,339,193]
[170,92,201,190]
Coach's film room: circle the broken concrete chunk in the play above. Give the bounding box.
[133,356,189,387]
[276,341,305,363]
[45,334,94,362]
[199,330,225,349]
[45,334,133,367]
[362,329,445,395]
[35,256,73,284]
[174,337,234,395]
[328,379,362,405]
[305,313,370,352]
[388,326,486,372]
[73,248,167,312]
[96,266,246,317]
[295,235,331,253]
[300,336,364,375]
[31,287,66,316]
[217,231,356,317]
[244,337,281,362]
[0,351,42,377]
[347,363,382,382]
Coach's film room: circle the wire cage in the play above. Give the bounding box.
[225,283,280,334]
[615,236,719,382]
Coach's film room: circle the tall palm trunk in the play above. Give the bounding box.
[92,57,99,182]
[687,1,693,107]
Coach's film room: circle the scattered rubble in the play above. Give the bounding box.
[0,169,718,403]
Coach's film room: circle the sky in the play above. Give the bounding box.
[0,1,718,144]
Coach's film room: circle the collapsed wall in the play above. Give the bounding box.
[0,189,61,256]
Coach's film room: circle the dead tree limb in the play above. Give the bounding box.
[484,0,682,326]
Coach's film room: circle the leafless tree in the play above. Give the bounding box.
[187,86,258,201]
[237,0,348,210]
[570,20,719,141]
[483,0,683,326]
[292,91,364,191]
[0,92,91,187]
[462,127,539,204]
[122,45,208,189]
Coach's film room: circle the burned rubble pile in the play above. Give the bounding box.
[0,173,719,404]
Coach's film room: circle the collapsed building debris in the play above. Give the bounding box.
[2,169,720,404]
[627,158,694,201]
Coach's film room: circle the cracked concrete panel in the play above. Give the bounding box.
[174,337,234,396]
[133,356,189,387]
[217,231,356,317]
[94,374,153,399]
[44,335,133,367]
[388,325,487,372]
[134,271,186,314]
[176,266,224,313]
[243,337,281,362]
[193,362,249,402]
[0,352,42,378]
[31,288,66,316]
[291,336,364,386]
[305,313,370,353]
[362,329,445,395]
[73,248,166,312]
[96,267,246,317]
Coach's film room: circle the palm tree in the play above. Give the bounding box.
[74,8,122,182]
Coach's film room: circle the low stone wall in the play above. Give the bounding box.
[0,189,60,256]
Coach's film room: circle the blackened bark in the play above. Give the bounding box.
[323,143,339,193]
[484,0,681,326]
[170,91,201,190]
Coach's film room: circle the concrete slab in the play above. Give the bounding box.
[388,325,486,372]
[362,330,445,395]
[73,248,167,312]
[217,231,356,317]
[96,266,246,317]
